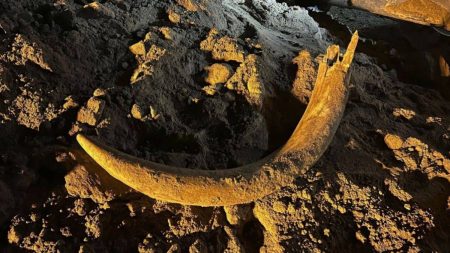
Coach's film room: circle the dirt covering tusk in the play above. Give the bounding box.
[77,32,359,207]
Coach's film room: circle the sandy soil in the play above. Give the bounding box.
[0,0,449,252]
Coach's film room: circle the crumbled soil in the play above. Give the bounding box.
[0,0,449,252]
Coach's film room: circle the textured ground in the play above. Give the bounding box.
[0,0,449,252]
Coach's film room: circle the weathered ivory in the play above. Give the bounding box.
[77,32,359,207]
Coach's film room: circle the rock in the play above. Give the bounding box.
[202,85,221,96]
[78,245,95,253]
[85,214,101,238]
[203,63,232,96]
[137,234,162,253]
[81,2,115,19]
[77,107,98,126]
[189,239,208,253]
[69,122,89,136]
[63,96,79,110]
[129,41,146,56]
[177,0,200,12]
[7,224,21,245]
[225,54,265,107]
[384,134,404,150]
[444,159,450,171]
[138,245,160,253]
[385,178,413,202]
[93,88,107,97]
[159,27,172,40]
[86,97,105,113]
[143,32,152,42]
[323,228,330,237]
[60,226,72,237]
[73,199,87,216]
[393,108,416,120]
[167,9,181,23]
[130,44,166,84]
[355,231,367,244]
[12,90,49,130]
[205,63,232,86]
[9,34,53,72]
[224,204,252,226]
[131,104,145,120]
[64,150,131,204]
[200,28,245,63]
[149,106,160,120]
[253,201,284,252]
[272,201,287,213]
[76,97,105,126]
[167,243,181,253]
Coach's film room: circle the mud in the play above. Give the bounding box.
[0,0,449,252]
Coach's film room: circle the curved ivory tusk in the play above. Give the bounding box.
[77,32,359,206]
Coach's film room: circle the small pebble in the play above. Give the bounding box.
[93,88,107,97]
[131,104,145,120]
[384,134,404,150]
[168,9,181,23]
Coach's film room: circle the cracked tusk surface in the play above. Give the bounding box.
[77,32,359,207]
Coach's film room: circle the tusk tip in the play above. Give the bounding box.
[76,133,88,145]
[76,134,98,153]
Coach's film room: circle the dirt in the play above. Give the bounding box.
[0,0,449,252]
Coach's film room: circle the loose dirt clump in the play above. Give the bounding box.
[200,28,245,63]
[0,0,449,252]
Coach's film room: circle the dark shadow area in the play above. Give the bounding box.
[240,218,265,253]
[263,88,307,152]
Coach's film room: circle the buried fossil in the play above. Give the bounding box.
[77,32,359,207]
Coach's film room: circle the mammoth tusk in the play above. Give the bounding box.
[77,32,359,207]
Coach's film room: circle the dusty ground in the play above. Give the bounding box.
[0,0,449,252]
